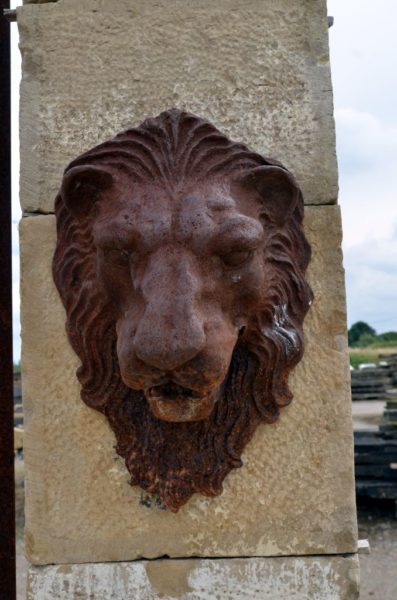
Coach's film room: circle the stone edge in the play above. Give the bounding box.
[26,555,360,599]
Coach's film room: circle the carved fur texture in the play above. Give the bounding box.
[53,109,312,511]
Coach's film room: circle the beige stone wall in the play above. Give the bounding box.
[19,0,357,582]
[27,555,360,600]
[21,206,357,565]
[18,0,337,214]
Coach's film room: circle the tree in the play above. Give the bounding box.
[348,321,376,347]
[376,331,397,343]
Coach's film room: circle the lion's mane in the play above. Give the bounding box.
[53,109,312,511]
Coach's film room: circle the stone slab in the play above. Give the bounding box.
[18,0,337,214]
[20,205,357,565]
[26,555,360,599]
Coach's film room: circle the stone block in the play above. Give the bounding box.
[18,0,337,214]
[26,555,360,599]
[20,205,357,565]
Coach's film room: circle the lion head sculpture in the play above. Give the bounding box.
[53,109,312,511]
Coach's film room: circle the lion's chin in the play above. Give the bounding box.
[146,382,218,422]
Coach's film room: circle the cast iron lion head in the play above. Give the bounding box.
[53,109,312,511]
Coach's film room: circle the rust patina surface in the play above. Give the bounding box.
[53,109,312,511]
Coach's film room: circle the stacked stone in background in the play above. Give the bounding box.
[379,355,397,437]
[380,405,397,437]
[354,355,397,513]
[355,430,397,514]
[13,372,23,428]
[351,355,397,402]
[380,354,397,387]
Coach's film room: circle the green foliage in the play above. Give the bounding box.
[376,331,397,343]
[348,321,397,349]
[348,321,376,346]
[349,351,378,369]
[348,322,397,367]
[353,332,376,347]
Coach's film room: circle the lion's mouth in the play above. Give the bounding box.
[148,382,202,401]
[146,382,217,422]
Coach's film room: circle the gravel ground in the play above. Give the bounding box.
[17,538,28,600]
[352,400,397,599]
[351,400,386,431]
[15,456,27,600]
[358,512,397,600]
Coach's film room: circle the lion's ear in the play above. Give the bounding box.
[60,165,114,217]
[238,166,300,225]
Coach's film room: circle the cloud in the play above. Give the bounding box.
[335,108,397,177]
[11,0,21,362]
[328,0,397,125]
[344,232,397,331]
[327,1,397,332]
[334,108,397,331]
[12,220,21,363]
[334,108,397,248]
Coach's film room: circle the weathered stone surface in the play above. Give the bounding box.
[18,0,337,214]
[21,205,357,565]
[27,555,360,599]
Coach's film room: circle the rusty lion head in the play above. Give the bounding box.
[53,109,312,511]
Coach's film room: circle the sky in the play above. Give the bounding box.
[11,0,21,363]
[10,0,397,361]
[328,0,397,334]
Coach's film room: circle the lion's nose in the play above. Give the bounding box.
[133,310,206,372]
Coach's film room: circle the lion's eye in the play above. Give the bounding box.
[104,248,131,267]
[221,249,252,267]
